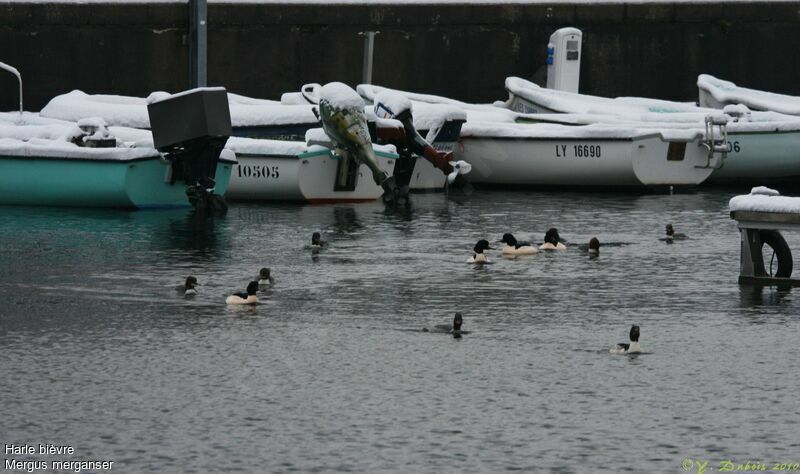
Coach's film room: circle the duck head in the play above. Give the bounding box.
[246,281,259,296]
[312,232,322,246]
[473,239,492,254]
[259,268,271,280]
[630,325,640,342]
[185,276,198,291]
[501,233,518,247]
[665,224,674,237]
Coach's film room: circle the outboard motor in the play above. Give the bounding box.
[372,91,470,191]
[147,87,231,214]
[315,82,401,203]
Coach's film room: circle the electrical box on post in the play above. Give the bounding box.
[546,27,582,93]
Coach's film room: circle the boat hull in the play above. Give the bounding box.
[706,131,800,183]
[457,135,715,187]
[0,155,233,209]
[225,149,397,203]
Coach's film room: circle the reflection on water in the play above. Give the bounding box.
[1,188,799,472]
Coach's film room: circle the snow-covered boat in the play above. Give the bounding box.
[698,74,800,116]
[354,84,722,187]
[224,132,397,203]
[40,88,462,192]
[502,77,800,184]
[447,122,719,187]
[109,120,399,204]
[0,113,235,209]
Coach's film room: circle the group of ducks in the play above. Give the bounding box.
[177,225,676,353]
[468,228,596,263]
[178,232,328,305]
[425,313,642,353]
[469,224,684,263]
[178,267,274,305]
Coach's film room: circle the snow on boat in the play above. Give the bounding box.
[353,84,721,187]
[40,88,459,192]
[698,74,800,116]
[40,89,319,141]
[502,76,800,184]
[224,130,397,203]
[0,114,235,209]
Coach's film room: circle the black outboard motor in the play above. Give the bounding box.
[371,91,470,193]
[147,88,231,214]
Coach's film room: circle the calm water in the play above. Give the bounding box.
[1,188,799,473]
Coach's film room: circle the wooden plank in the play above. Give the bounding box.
[731,211,800,227]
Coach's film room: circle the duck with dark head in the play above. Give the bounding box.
[610,325,641,354]
[588,237,600,257]
[178,276,198,296]
[226,281,259,305]
[540,228,567,250]
[500,233,538,255]
[468,239,492,264]
[424,312,469,338]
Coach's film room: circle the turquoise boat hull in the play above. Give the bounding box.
[708,130,800,183]
[0,155,234,209]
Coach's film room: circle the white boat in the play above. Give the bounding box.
[453,122,717,187]
[503,77,800,184]
[40,89,448,192]
[111,124,399,204]
[224,132,398,203]
[698,74,800,116]
[355,84,722,187]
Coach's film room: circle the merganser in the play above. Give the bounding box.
[588,237,600,257]
[423,312,470,337]
[467,239,492,264]
[664,224,687,243]
[177,276,198,296]
[258,267,274,287]
[500,233,538,255]
[540,228,567,250]
[226,281,259,305]
[610,325,642,354]
[311,232,326,252]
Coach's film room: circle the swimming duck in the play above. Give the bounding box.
[311,232,326,250]
[311,232,327,253]
[539,228,567,250]
[467,239,492,264]
[588,237,600,257]
[500,233,538,255]
[610,325,642,354]
[177,276,198,296]
[423,312,470,337]
[258,267,274,287]
[664,224,687,243]
[226,281,259,305]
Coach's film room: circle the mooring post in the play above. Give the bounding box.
[190,0,208,88]
[360,31,379,85]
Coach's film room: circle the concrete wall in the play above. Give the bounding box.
[2,2,800,111]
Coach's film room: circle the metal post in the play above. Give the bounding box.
[0,61,23,117]
[190,0,207,88]
[359,31,379,85]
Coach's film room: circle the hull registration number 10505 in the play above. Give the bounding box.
[237,165,280,179]
[555,144,602,158]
